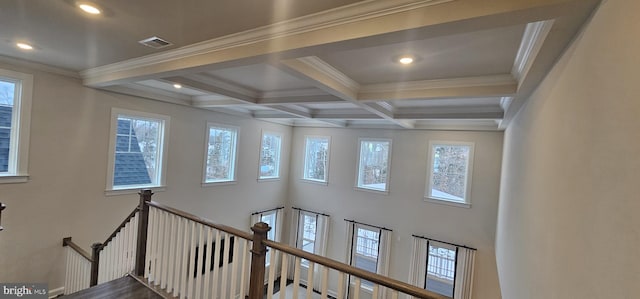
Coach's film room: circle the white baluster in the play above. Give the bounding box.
[279,254,288,299]
[202,227,213,299]
[354,278,361,299]
[321,266,329,299]
[293,257,301,299]
[179,218,190,299]
[266,248,276,299]
[306,261,315,298]
[211,230,222,298]
[230,237,240,299]
[195,224,205,299]
[161,213,171,289]
[239,239,249,298]
[145,207,156,279]
[391,290,399,299]
[167,214,176,293]
[336,272,345,299]
[155,211,165,286]
[187,221,197,298]
[372,284,379,298]
[173,216,183,298]
[221,233,231,299]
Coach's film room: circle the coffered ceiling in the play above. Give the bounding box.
[0,0,600,130]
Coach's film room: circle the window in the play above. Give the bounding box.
[261,211,277,265]
[203,124,238,184]
[425,244,456,297]
[408,237,476,299]
[0,69,33,183]
[353,226,380,289]
[299,212,317,267]
[303,136,330,183]
[106,108,169,193]
[356,138,392,192]
[426,141,474,206]
[258,132,282,180]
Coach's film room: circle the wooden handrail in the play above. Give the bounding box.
[263,239,450,299]
[99,207,139,250]
[146,200,253,241]
[62,237,93,262]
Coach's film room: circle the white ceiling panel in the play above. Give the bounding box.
[320,24,526,84]
[204,64,315,92]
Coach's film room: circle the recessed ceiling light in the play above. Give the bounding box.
[78,3,101,15]
[173,84,182,89]
[16,43,34,50]
[398,56,414,65]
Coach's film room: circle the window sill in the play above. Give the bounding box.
[201,180,237,187]
[424,197,471,208]
[105,186,166,196]
[0,174,29,184]
[258,177,280,182]
[354,186,389,195]
[301,178,328,186]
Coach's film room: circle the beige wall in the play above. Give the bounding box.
[288,127,504,299]
[496,0,640,297]
[0,62,291,289]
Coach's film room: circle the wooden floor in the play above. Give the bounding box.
[61,276,164,299]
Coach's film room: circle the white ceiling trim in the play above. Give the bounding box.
[80,0,455,82]
[359,74,516,92]
[260,88,325,98]
[0,55,80,79]
[295,56,361,91]
[512,20,555,84]
[103,85,193,106]
[168,75,258,103]
[257,95,345,106]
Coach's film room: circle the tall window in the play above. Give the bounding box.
[352,226,380,289]
[261,211,277,265]
[299,212,317,267]
[408,237,476,299]
[107,108,169,192]
[425,244,457,297]
[0,69,33,183]
[203,124,238,184]
[356,139,392,192]
[303,136,330,183]
[259,132,282,180]
[426,141,474,206]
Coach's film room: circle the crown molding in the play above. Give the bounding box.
[80,0,454,83]
[0,55,80,79]
[512,20,555,84]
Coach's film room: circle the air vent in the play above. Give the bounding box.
[138,36,173,49]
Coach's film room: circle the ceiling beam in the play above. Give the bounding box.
[358,75,518,102]
[82,0,594,87]
[257,95,345,106]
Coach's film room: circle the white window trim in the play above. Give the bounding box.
[105,108,170,195]
[302,135,331,185]
[424,140,475,208]
[261,210,278,267]
[354,138,392,194]
[257,131,282,181]
[201,122,239,186]
[0,69,33,184]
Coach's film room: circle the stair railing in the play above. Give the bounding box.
[62,190,449,298]
[62,237,92,294]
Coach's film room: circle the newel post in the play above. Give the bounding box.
[248,222,271,299]
[134,189,153,276]
[90,243,102,286]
